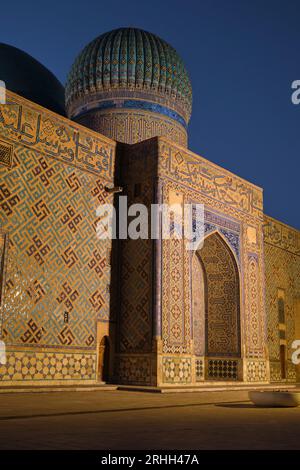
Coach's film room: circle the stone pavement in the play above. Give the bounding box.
[0,389,299,449]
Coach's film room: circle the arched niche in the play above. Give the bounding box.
[192,231,241,360]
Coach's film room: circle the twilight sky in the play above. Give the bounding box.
[1,0,299,229]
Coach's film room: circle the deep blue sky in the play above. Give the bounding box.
[2,0,299,229]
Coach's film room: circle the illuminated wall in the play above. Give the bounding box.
[0,91,115,385]
[76,109,188,147]
[157,139,268,385]
[263,216,300,382]
[116,137,269,386]
[1,91,299,389]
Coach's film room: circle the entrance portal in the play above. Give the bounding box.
[98,336,110,382]
[192,232,241,380]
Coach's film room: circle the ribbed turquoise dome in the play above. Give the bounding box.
[65,27,192,125]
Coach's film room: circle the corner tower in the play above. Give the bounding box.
[65,28,192,147]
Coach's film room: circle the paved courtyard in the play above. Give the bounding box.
[0,389,299,449]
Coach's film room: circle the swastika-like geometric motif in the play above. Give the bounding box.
[56,282,79,313]
[1,88,299,389]
[27,234,51,266]
[0,139,13,168]
[0,99,114,354]
[58,325,75,345]
[0,181,20,217]
[20,319,45,344]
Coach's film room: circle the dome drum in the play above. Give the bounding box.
[67,88,190,126]
[65,28,192,146]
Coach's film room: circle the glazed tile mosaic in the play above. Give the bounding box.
[0,25,299,388]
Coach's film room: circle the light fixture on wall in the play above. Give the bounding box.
[104,185,123,194]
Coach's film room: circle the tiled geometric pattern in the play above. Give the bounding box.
[111,137,268,384]
[156,137,268,383]
[0,351,96,381]
[270,361,296,382]
[269,361,282,382]
[1,241,35,329]
[66,28,192,125]
[162,357,192,384]
[246,360,268,382]
[197,232,241,357]
[195,359,204,381]
[0,143,112,350]
[192,214,241,358]
[78,110,187,147]
[264,215,300,382]
[192,254,205,356]
[115,356,151,385]
[263,216,300,256]
[192,211,241,358]
[0,139,13,168]
[1,89,299,389]
[0,93,115,359]
[21,319,45,344]
[0,92,115,178]
[207,359,239,381]
[244,254,265,358]
[158,139,263,218]
[287,362,297,381]
[76,100,187,128]
[0,230,7,306]
[119,182,153,353]
[162,211,191,354]
[270,360,297,382]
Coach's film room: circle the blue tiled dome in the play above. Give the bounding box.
[65,28,192,125]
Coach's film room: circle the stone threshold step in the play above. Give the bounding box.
[0,383,297,394]
[0,384,118,394]
[117,383,297,394]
